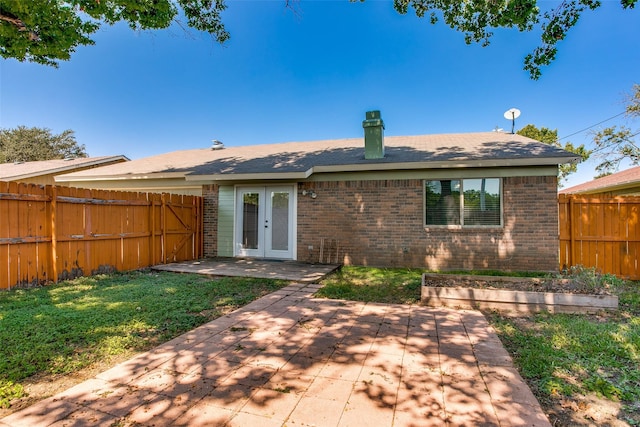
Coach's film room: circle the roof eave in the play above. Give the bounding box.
[56,171,188,182]
[5,156,130,181]
[184,156,574,181]
[561,181,640,195]
[55,155,578,184]
[185,170,313,181]
[313,157,576,173]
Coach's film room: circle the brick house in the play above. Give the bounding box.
[58,111,580,272]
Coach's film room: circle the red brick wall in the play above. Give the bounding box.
[297,176,559,272]
[202,184,218,257]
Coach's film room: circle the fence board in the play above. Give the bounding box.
[1,182,203,290]
[559,194,640,280]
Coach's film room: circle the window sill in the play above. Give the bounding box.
[424,225,503,232]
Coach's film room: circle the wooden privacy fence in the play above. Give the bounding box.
[0,181,203,290]
[559,194,640,280]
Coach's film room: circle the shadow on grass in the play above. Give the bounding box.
[0,271,288,408]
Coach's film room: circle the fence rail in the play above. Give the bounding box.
[559,194,640,280]
[1,181,203,290]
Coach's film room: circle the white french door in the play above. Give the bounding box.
[235,186,295,259]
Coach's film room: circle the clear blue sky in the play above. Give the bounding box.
[1,1,638,188]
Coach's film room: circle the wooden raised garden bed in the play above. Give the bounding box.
[421,273,618,314]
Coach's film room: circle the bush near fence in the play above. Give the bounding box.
[0,181,203,290]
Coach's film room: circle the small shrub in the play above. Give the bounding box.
[559,265,629,292]
[0,381,23,409]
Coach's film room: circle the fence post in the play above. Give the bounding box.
[150,194,155,266]
[51,186,58,283]
[199,196,204,258]
[569,195,576,268]
[161,193,166,264]
[194,196,201,259]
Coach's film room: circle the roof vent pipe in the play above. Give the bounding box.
[362,110,385,159]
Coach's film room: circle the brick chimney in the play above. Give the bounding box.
[362,110,385,159]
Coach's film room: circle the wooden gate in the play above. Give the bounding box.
[559,194,640,280]
[1,182,203,290]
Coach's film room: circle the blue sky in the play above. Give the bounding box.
[1,1,638,188]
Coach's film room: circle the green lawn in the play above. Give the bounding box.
[315,265,423,304]
[0,271,288,407]
[485,284,640,425]
[317,266,640,425]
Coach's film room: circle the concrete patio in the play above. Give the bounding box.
[0,280,550,427]
[151,258,340,283]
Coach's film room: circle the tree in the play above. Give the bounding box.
[0,1,636,79]
[389,0,637,79]
[516,124,591,186]
[0,0,229,67]
[592,84,640,177]
[0,126,87,163]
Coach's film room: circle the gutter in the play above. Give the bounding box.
[56,171,188,182]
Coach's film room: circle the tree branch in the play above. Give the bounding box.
[0,12,39,41]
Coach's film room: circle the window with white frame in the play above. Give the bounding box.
[424,178,502,227]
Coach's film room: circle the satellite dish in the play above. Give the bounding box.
[503,108,521,134]
[503,108,521,120]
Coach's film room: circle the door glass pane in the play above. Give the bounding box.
[270,191,289,251]
[242,192,259,249]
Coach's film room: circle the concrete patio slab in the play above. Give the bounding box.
[0,283,551,427]
[151,258,339,283]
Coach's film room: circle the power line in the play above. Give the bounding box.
[558,111,626,141]
[590,129,640,154]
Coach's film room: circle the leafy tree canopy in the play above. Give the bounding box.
[0,126,87,163]
[592,84,640,177]
[516,123,591,186]
[0,0,636,78]
[0,0,229,67]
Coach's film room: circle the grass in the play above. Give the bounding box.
[0,270,288,408]
[485,281,640,425]
[315,266,423,304]
[314,266,551,303]
[317,266,640,425]
[486,309,640,399]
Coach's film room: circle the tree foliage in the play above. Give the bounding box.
[592,84,640,177]
[0,1,636,78]
[381,0,637,79]
[516,123,590,186]
[0,126,87,163]
[0,0,229,67]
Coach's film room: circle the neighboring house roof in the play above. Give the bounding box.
[57,132,579,183]
[559,165,640,195]
[0,156,130,182]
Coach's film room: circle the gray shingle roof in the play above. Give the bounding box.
[58,132,579,180]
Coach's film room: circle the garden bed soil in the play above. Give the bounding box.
[421,273,619,314]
